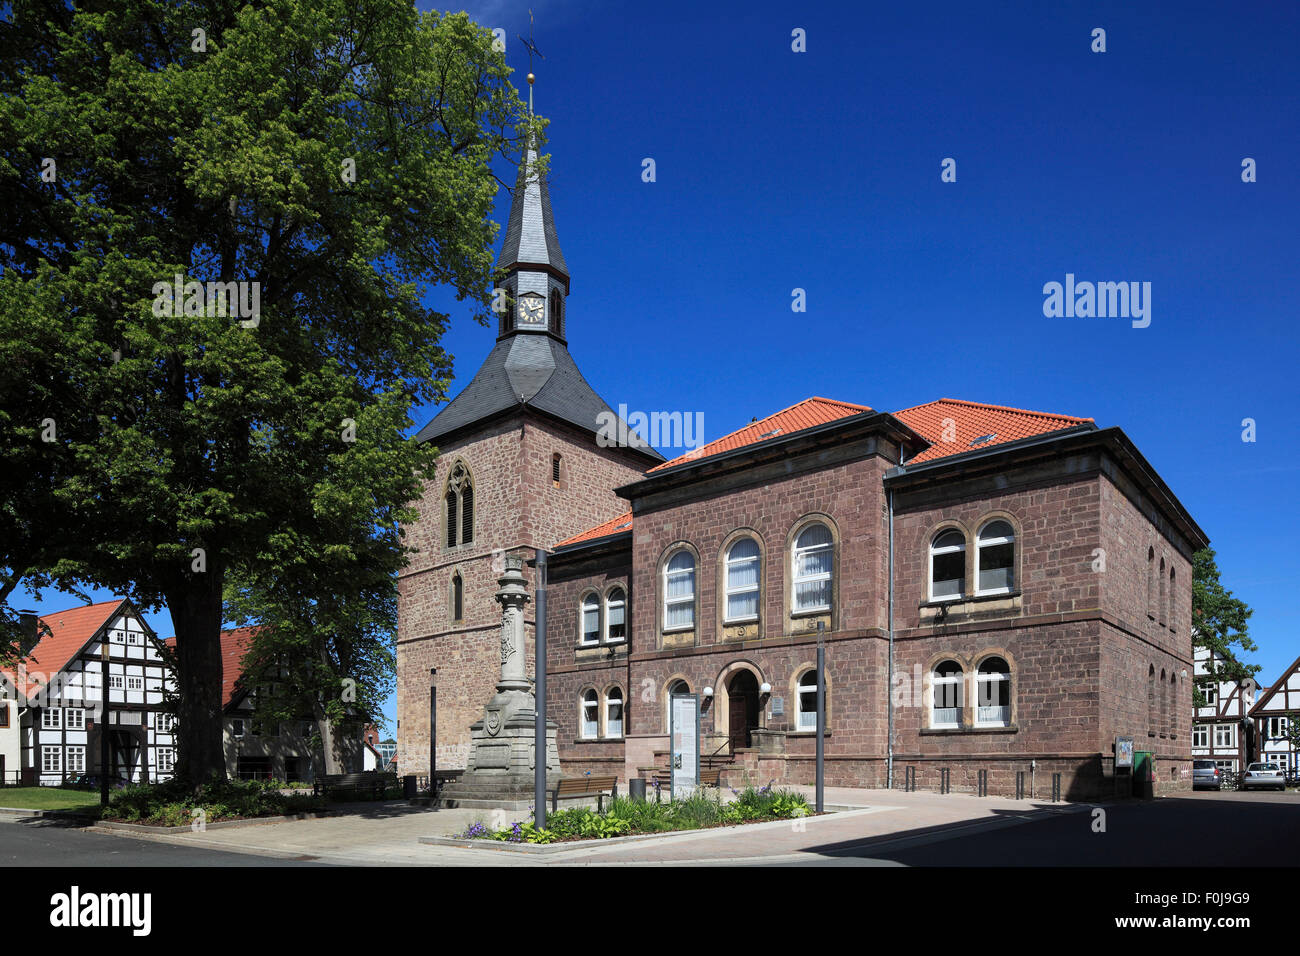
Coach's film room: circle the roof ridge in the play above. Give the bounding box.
[901,397,1093,423]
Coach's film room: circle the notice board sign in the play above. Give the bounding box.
[1115,735,1134,770]
[670,694,700,799]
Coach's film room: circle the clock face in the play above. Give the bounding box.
[517,294,545,327]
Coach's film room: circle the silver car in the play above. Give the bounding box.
[1192,760,1221,791]
[1240,762,1286,791]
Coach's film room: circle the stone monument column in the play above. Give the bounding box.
[438,556,561,809]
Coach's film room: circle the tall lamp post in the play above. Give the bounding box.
[428,667,437,808]
[816,620,825,814]
[534,549,548,830]
[100,637,111,806]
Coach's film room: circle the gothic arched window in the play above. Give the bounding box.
[445,462,474,548]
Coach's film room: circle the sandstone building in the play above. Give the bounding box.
[396,124,1207,800]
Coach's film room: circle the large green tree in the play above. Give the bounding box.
[0,0,530,784]
[1191,547,1258,707]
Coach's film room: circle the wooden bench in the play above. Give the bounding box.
[647,767,721,796]
[314,771,397,799]
[548,774,619,812]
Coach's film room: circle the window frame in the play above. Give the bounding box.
[929,529,967,602]
[603,687,624,739]
[973,656,1011,727]
[66,746,85,774]
[1213,723,1236,749]
[580,689,599,740]
[662,549,696,632]
[42,746,62,774]
[930,660,964,729]
[791,523,833,615]
[795,668,820,732]
[579,592,601,646]
[604,587,627,644]
[724,537,761,624]
[1192,724,1209,748]
[974,520,1015,596]
[65,708,84,730]
[41,708,62,730]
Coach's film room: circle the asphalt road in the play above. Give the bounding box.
[0,817,325,866]
[775,789,1299,866]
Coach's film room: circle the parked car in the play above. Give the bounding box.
[1240,763,1286,792]
[67,774,127,792]
[1192,760,1222,791]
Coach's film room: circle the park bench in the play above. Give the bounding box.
[548,774,619,812]
[647,766,721,796]
[314,771,397,799]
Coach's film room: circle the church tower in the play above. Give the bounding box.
[395,109,662,777]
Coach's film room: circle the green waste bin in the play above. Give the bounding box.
[1133,751,1154,799]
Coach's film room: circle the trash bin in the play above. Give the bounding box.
[628,778,647,802]
[403,774,418,799]
[1133,752,1154,799]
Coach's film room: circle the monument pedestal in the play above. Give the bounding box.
[439,689,561,810]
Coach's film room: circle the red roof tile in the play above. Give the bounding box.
[1,600,126,698]
[556,510,634,547]
[650,397,873,473]
[893,398,1093,464]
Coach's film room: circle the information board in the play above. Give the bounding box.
[1115,735,1134,770]
[670,694,700,799]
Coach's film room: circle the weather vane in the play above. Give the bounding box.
[518,9,544,112]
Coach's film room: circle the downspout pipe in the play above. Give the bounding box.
[887,484,896,791]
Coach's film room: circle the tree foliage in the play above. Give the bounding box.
[1190,547,1258,708]
[0,0,531,783]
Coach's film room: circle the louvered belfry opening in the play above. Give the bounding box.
[445,462,473,547]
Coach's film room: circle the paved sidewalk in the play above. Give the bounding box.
[81,788,1087,866]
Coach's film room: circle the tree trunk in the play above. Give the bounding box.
[313,701,345,777]
[166,571,227,791]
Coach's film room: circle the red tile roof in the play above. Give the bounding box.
[893,398,1093,464]
[556,510,634,547]
[556,396,1094,550]
[649,397,873,473]
[1,600,126,698]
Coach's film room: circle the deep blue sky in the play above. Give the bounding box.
[24,0,1299,735]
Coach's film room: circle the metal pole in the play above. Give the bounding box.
[428,668,437,809]
[816,620,825,814]
[100,639,110,806]
[887,487,895,790]
[534,549,548,830]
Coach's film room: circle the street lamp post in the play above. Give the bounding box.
[429,667,437,808]
[816,620,825,814]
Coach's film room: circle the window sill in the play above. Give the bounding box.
[662,625,694,635]
[790,607,831,619]
[921,724,1018,735]
[572,737,622,745]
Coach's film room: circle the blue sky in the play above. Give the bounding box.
[22,0,1298,734]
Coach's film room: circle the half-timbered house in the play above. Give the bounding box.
[1191,645,1254,773]
[1249,654,1300,773]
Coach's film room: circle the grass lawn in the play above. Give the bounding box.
[0,787,102,814]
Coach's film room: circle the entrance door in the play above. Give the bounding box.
[726,671,761,750]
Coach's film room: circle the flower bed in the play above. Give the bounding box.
[456,784,811,845]
[99,779,327,827]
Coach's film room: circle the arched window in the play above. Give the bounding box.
[549,288,563,336]
[1146,547,1156,619]
[792,523,833,613]
[444,462,474,548]
[796,669,821,732]
[1148,664,1156,735]
[1168,567,1177,633]
[975,657,1011,726]
[931,660,963,729]
[604,687,624,738]
[580,689,598,739]
[1164,671,1175,738]
[450,572,463,622]
[664,550,695,630]
[930,529,966,600]
[975,520,1015,595]
[604,587,626,643]
[1158,557,1167,626]
[580,593,600,646]
[725,537,761,622]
